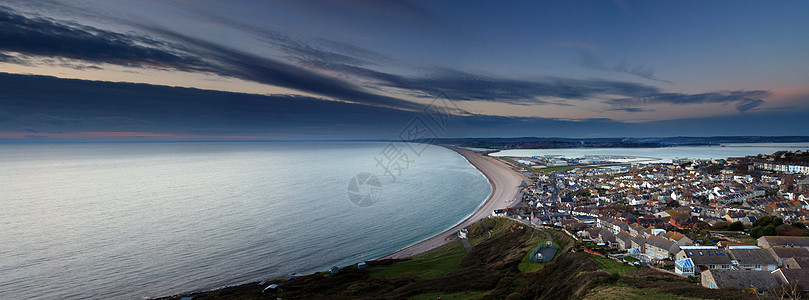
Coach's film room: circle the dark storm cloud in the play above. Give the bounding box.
[608,90,771,112]
[0,7,206,70]
[146,28,423,111]
[735,98,766,112]
[299,62,661,104]
[578,50,671,83]
[0,7,422,111]
[397,73,661,103]
[176,7,387,69]
[610,107,654,112]
[299,59,772,114]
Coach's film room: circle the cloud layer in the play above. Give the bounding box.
[0,73,805,141]
[608,90,771,112]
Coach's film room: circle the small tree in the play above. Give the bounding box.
[761,224,777,237]
[727,221,744,231]
[770,281,802,300]
[751,226,763,238]
[777,224,795,236]
[712,221,730,230]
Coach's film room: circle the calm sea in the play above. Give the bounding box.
[0,142,491,299]
[490,142,809,162]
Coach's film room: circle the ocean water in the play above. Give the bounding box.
[490,142,809,162]
[0,142,491,299]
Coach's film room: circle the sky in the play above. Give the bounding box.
[0,0,808,141]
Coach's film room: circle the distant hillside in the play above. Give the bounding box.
[424,136,809,150]
[156,218,755,300]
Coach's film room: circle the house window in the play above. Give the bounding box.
[755,265,761,270]
[709,264,716,269]
[710,281,717,289]
[722,265,730,269]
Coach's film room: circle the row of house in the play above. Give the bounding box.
[754,161,809,175]
[695,236,809,292]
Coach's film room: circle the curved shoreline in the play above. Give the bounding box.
[377,146,525,260]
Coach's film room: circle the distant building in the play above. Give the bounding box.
[767,247,809,264]
[517,159,536,165]
[758,236,809,249]
[754,161,809,175]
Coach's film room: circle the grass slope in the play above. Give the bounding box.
[369,241,465,279]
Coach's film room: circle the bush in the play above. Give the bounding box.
[751,216,783,237]
[712,221,730,230]
[753,216,783,228]
[742,287,759,295]
[751,225,777,238]
[776,224,792,235]
[727,221,744,231]
[750,227,760,238]
[756,225,777,237]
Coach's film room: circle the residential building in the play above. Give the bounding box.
[646,235,680,260]
[768,247,809,264]
[676,246,732,270]
[726,246,778,271]
[758,236,809,249]
[701,269,780,291]
[772,269,809,292]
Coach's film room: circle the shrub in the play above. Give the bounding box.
[727,221,744,231]
[751,217,783,237]
[756,224,777,237]
[753,216,783,228]
[712,221,730,230]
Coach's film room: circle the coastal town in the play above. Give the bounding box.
[494,149,809,294]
